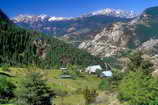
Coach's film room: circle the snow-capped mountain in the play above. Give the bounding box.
[83,8,137,18]
[48,16,68,21]
[13,14,69,23]
[13,8,136,23]
[12,8,137,42]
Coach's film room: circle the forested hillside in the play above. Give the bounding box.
[0,10,102,68]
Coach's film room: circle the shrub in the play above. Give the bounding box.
[83,87,98,105]
[127,51,153,75]
[110,69,126,88]
[96,69,102,77]
[15,68,55,105]
[98,79,111,90]
[118,71,158,105]
[67,64,81,78]
[0,75,15,104]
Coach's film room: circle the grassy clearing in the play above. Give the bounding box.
[46,69,102,105]
[0,67,120,105]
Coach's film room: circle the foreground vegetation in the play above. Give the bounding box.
[1,52,158,105]
[0,67,104,105]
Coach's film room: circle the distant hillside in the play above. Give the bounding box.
[12,8,135,41]
[0,10,102,68]
[79,6,158,57]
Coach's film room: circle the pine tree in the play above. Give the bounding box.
[15,68,55,105]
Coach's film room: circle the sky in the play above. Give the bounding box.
[1,0,158,18]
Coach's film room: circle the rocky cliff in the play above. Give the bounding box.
[79,6,158,57]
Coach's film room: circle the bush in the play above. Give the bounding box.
[96,69,102,77]
[83,88,98,105]
[15,68,55,105]
[67,64,82,79]
[127,51,153,75]
[98,79,111,90]
[118,71,158,105]
[110,70,126,88]
[0,75,15,104]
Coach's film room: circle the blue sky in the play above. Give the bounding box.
[1,0,158,18]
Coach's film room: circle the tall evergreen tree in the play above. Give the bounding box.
[15,68,55,105]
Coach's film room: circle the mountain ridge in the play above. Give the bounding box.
[12,8,136,41]
[13,8,137,22]
[83,8,137,18]
[79,6,158,57]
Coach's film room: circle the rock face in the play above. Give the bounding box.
[139,39,158,56]
[33,38,50,60]
[79,6,158,57]
[79,22,135,57]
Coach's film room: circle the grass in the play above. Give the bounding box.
[0,104,15,105]
[0,67,120,105]
[46,69,102,105]
[54,94,85,105]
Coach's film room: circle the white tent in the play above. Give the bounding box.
[100,71,112,77]
[85,65,102,74]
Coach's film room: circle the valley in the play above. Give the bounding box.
[1,3,158,105]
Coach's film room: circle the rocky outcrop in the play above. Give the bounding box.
[33,38,50,60]
[79,6,158,57]
[79,22,136,57]
[139,39,158,56]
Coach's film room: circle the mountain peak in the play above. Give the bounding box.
[86,8,137,18]
[48,16,67,21]
[12,14,69,23]
[13,8,137,23]
[38,14,49,20]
